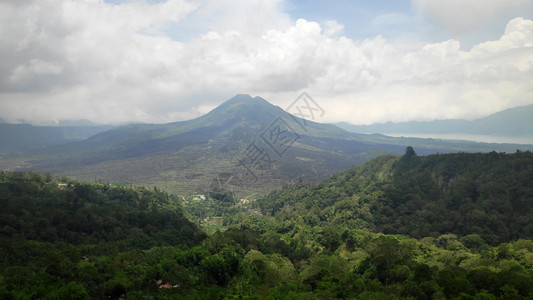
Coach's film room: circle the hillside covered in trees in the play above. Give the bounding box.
[1,149,533,298]
[257,148,533,244]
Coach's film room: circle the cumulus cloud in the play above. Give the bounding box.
[0,0,532,126]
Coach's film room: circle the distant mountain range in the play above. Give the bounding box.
[0,123,114,153]
[1,95,531,196]
[337,103,533,138]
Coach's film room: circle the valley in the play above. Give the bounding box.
[1,148,532,298]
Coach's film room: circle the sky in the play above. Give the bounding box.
[0,0,532,126]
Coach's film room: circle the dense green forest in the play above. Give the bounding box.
[1,149,533,299]
[257,148,533,244]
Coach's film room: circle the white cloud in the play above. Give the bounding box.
[0,0,532,126]
[413,0,532,34]
[472,17,533,53]
[193,0,291,36]
[323,20,344,36]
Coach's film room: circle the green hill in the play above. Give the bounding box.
[0,171,205,248]
[257,148,533,244]
[0,170,207,298]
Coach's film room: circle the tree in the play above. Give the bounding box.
[362,236,413,285]
[55,282,90,300]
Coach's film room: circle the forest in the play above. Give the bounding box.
[1,148,532,299]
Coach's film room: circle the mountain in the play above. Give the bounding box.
[337,103,533,137]
[56,119,102,126]
[0,123,114,153]
[1,95,531,196]
[474,104,533,135]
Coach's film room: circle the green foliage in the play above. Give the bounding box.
[257,150,533,244]
[0,171,208,298]
[2,149,533,298]
[209,188,236,203]
[0,171,204,248]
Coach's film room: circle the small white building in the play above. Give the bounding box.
[191,194,206,201]
[57,183,69,190]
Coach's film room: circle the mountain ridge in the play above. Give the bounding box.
[257,148,533,244]
[0,123,114,153]
[337,103,533,138]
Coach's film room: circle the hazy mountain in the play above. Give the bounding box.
[0,123,114,153]
[473,104,533,135]
[1,95,531,196]
[56,119,101,126]
[337,103,533,136]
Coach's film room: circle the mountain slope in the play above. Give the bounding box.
[0,171,205,247]
[6,95,387,195]
[257,149,533,244]
[473,103,533,135]
[2,95,532,196]
[0,170,207,298]
[338,103,533,137]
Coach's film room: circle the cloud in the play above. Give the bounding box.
[192,0,291,36]
[472,17,533,52]
[323,20,344,36]
[0,0,532,126]
[413,0,532,34]
[318,17,533,123]
[0,0,199,123]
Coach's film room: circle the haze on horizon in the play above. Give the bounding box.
[1,0,532,126]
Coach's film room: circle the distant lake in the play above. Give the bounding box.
[385,133,533,145]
